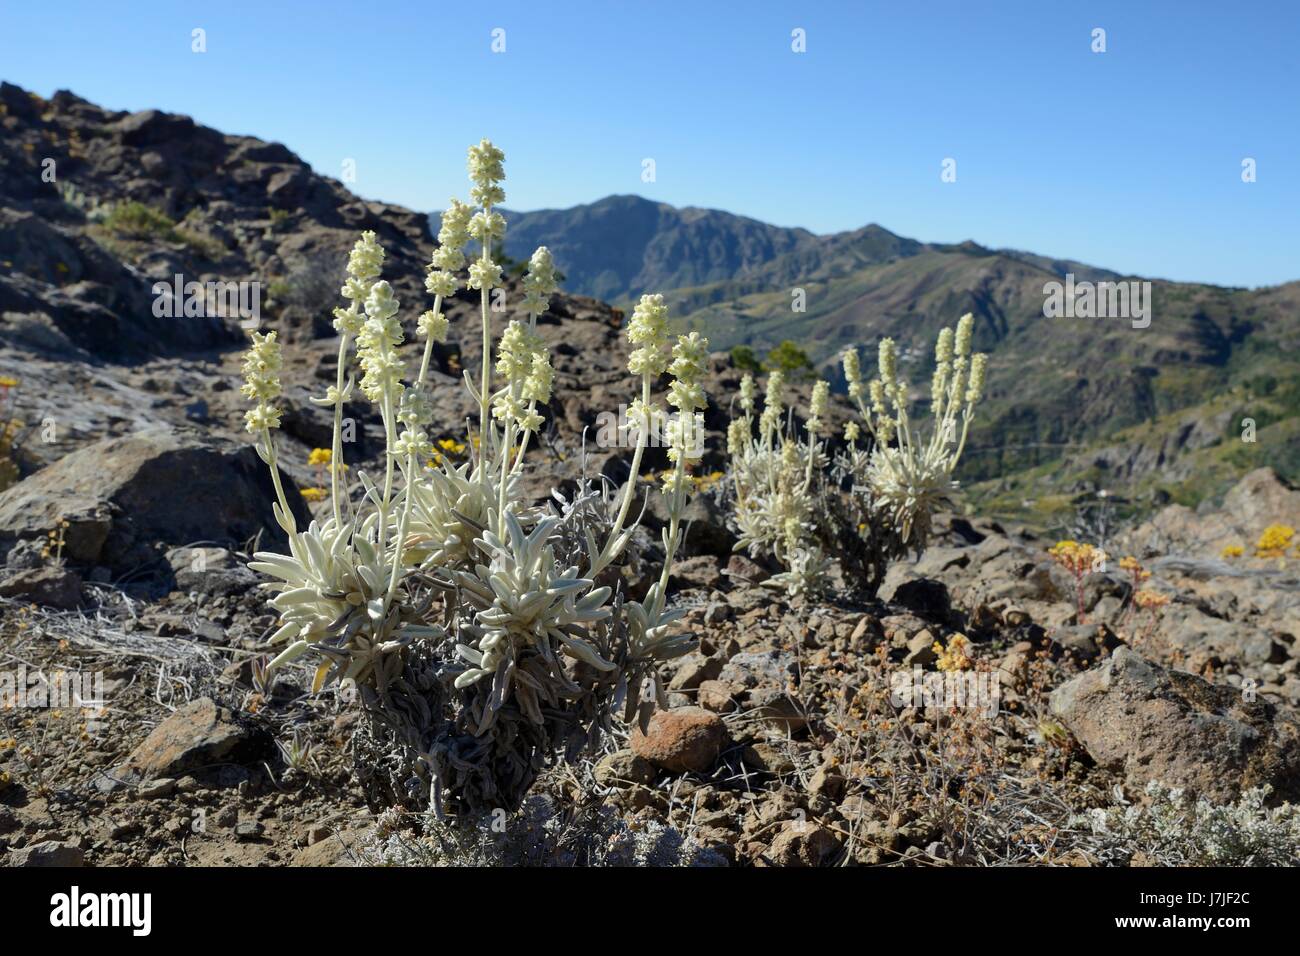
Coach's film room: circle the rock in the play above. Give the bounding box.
[593,749,656,788]
[631,707,727,774]
[885,577,951,618]
[741,742,797,774]
[1002,604,1031,627]
[9,840,85,867]
[166,546,256,595]
[112,697,256,784]
[808,764,847,801]
[234,820,265,841]
[719,649,797,689]
[668,653,722,691]
[997,641,1035,689]
[904,631,937,665]
[137,777,176,799]
[762,822,841,867]
[746,687,809,732]
[2,537,44,570]
[849,614,883,646]
[724,554,767,583]
[0,565,82,609]
[670,554,722,591]
[220,657,258,687]
[702,599,733,625]
[697,679,739,713]
[0,431,308,572]
[292,827,372,866]
[1049,622,1120,662]
[1050,647,1300,802]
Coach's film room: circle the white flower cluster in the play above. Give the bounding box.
[665,331,708,466]
[357,280,404,404]
[726,315,990,597]
[728,365,828,591]
[468,138,505,207]
[419,199,473,341]
[521,246,557,318]
[241,331,283,433]
[848,313,987,544]
[492,320,549,432]
[334,230,383,337]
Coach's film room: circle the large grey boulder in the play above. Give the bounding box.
[0,429,306,573]
[1050,647,1300,802]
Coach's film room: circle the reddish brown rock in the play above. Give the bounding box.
[115,697,254,783]
[631,706,727,774]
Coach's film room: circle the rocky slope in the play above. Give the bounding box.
[1,83,1299,868]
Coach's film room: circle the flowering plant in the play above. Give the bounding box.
[727,315,988,597]
[241,141,707,818]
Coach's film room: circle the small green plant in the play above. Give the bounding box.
[729,344,762,374]
[92,200,224,259]
[763,339,816,380]
[276,727,319,774]
[101,200,178,239]
[265,278,292,303]
[55,180,109,220]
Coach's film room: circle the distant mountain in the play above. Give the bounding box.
[488,194,1300,519]
[496,195,1121,309]
[498,195,829,304]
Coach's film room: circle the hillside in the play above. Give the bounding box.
[0,83,683,490]
[496,196,1300,523]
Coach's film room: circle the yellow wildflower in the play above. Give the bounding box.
[1048,540,1106,576]
[1134,588,1170,610]
[933,634,972,672]
[1255,524,1295,558]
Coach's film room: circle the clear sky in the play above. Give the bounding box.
[2,1,1296,288]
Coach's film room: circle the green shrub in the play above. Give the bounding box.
[729,344,762,373]
[102,200,178,240]
[763,339,816,379]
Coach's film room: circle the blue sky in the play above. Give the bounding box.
[2,1,1296,287]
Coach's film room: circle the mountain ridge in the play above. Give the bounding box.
[497,193,1140,308]
[494,192,1300,518]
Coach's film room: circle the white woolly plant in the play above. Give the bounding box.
[242,140,709,818]
[726,315,988,597]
